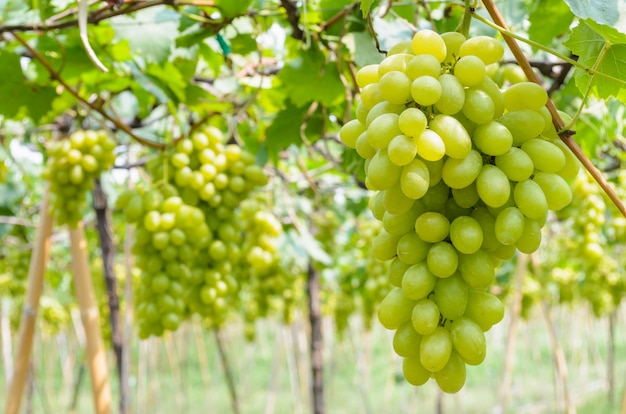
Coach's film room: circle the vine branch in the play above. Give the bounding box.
[480,0,626,219]
[12,33,164,149]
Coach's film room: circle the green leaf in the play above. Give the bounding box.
[215,0,253,19]
[112,6,179,63]
[229,33,257,55]
[264,102,308,159]
[342,31,384,67]
[564,0,626,37]
[145,62,187,103]
[528,0,574,46]
[278,46,345,107]
[564,22,626,103]
[0,50,56,121]
[360,0,378,18]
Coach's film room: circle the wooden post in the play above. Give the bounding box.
[69,222,112,414]
[307,262,325,414]
[4,188,53,414]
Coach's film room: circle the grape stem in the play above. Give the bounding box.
[457,0,474,38]
[11,33,165,150]
[479,0,626,219]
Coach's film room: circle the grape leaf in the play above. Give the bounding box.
[264,102,308,159]
[278,47,345,107]
[528,0,574,46]
[0,50,56,121]
[564,0,626,38]
[343,31,384,67]
[360,0,378,18]
[564,22,626,104]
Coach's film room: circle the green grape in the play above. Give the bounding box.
[515,218,542,253]
[397,232,430,265]
[441,31,466,63]
[521,138,566,173]
[412,29,446,62]
[450,317,486,365]
[366,101,404,126]
[367,113,401,149]
[441,149,483,189]
[415,212,450,243]
[400,159,430,199]
[479,76,505,118]
[473,121,513,156]
[383,184,417,215]
[355,132,377,159]
[435,74,465,115]
[367,149,401,191]
[464,289,505,331]
[429,114,472,159]
[426,242,458,278]
[502,81,548,112]
[403,355,431,386]
[360,83,384,109]
[356,64,379,88]
[424,159,444,188]
[388,41,413,55]
[498,109,546,146]
[494,207,525,245]
[462,88,495,125]
[421,180,449,211]
[372,230,401,261]
[416,130,446,161]
[513,179,548,221]
[434,350,466,394]
[378,53,411,76]
[378,287,417,329]
[452,183,480,209]
[433,274,468,320]
[552,139,581,179]
[383,207,423,235]
[388,135,418,166]
[533,172,572,211]
[402,262,437,300]
[459,36,504,65]
[449,216,483,254]
[476,165,511,208]
[380,71,413,104]
[339,119,365,148]
[412,298,440,336]
[458,250,496,289]
[411,76,443,106]
[398,107,428,137]
[454,55,486,86]
[388,257,411,287]
[420,326,452,372]
[393,321,422,357]
[495,147,534,182]
[407,54,442,79]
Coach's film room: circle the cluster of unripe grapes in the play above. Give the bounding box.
[117,185,211,338]
[0,246,29,298]
[339,29,576,392]
[237,197,299,339]
[122,127,274,337]
[42,130,116,226]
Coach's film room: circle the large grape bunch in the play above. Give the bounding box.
[339,29,577,393]
[43,130,116,226]
[116,185,213,338]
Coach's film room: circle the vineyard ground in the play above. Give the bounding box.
[0,303,624,414]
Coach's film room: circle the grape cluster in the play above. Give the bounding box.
[116,186,212,338]
[237,196,299,339]
[43,130,116,226]
[339,29,576,392]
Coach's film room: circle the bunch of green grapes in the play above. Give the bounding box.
[143,127,272,330]
[116,185,212,338]
[147,126,268,211]
[339,29,576,393]
[42,130,116,226]
[0,245,30,299]
[533,170,626,316]
[237,196,299,338]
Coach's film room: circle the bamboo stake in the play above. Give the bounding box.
[4,188,53,414]
[608,312,616,404]
[541,300,575,414]
[1,300,13,382]
[69,221,112,414]
[214,327,241,414]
